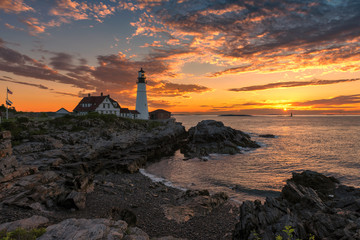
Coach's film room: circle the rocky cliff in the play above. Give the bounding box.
[0,115,186,212]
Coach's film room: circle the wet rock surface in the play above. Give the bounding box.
[181,120,260,158]
[233,170,360,240]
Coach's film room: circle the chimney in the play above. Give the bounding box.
[88,93,90,97]
[101,92,103,96]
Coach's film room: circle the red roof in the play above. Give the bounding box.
[73,95,120,112]
[130,110,140,114]
[150,109,171,114]
[120,108,130,113]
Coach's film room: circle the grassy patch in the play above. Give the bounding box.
[0,227,46,240]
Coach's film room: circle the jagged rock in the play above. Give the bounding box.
[0,215,49,232]
[259,134,276,138]
[38,218,128,240]
[59,190,86,210]
[0,156,18,177]
[233,171,360,240]
[288,170,339,200]
[180,120,259,158]
[1,169,93,211]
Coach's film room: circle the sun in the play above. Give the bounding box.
[283,108,287,111]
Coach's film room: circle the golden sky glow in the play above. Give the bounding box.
[1,0,360,114]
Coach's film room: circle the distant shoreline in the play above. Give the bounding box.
[218,114,252,117]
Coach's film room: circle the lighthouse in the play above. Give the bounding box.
[136,68,149,120]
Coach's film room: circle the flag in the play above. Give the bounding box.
[6,99,12,106]
[7,88,13,94]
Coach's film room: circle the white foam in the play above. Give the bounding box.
[139,168,187,191]
[255,141,267,147]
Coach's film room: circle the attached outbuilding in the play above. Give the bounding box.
[130,110,140,119]
[120,108,131,118]
[149,109,171,120]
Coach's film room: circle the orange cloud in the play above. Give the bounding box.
[49,0,89,20]
[21,17,46,35]
[0,0,34,13]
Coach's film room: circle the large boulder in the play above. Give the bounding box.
[181,120,259,158]
[233,171,360,240]
[0,215,49,232]
[38,218,129,240]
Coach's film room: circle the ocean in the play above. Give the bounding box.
[142,115,360,203]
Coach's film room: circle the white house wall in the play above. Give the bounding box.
[95,97,120,116]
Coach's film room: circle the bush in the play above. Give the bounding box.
[16,117,29,124]
[0,121,25,141]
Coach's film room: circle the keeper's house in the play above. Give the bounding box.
[73,93,121,116]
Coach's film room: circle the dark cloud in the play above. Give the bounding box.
[228,78,360,92]
[52,91,81,97]
[148,99,172,109]
[149,80,211,97]
[0,77,49,90]
[92,53,169,90]
[0,43,95,89]
[293,94,360,107]
[49,52,74,71]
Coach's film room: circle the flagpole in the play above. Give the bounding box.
[6,87,8,120]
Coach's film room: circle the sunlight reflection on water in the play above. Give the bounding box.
[145,115,360,202]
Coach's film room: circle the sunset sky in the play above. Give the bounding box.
[1,0,360,114]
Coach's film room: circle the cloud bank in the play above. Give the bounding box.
[228,78,360,92]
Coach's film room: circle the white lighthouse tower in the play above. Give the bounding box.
[136,68,149,120]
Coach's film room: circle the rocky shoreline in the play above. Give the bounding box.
[2,116,358,239]
[0,116,251,239]
[233,170,360,240]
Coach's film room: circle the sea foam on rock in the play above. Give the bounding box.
[233,170,360,240]
[181,120,259,159]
